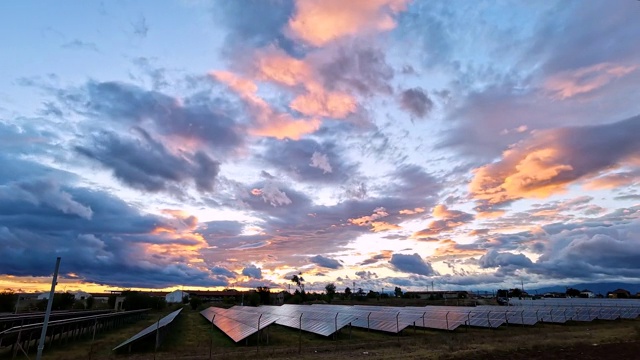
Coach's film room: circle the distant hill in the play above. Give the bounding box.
[530,282,640,295]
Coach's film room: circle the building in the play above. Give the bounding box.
[404,290,471,300]
[166,290,189,303]
[580,290,595,298]
[607,289,631,298]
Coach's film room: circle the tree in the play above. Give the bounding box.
[344,287,352,299]
[0,291,17,313]
[86,296,94,309]
[566,288,581,298]
[291,273,305,293]
[257,286,271,305]
[190,296,202,310]
[509,288,523,298]
[394,287,402,298]
[325,283,336,302]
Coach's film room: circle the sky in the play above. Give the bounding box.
[0,0,639,294]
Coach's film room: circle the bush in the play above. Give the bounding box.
[0,291,17,312]
[190,296,202,310]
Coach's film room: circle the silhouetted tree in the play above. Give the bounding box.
[565,288,581,297]
[190,296,202,310]
[86,296,94,309]
[291,273,305,293]
[394,287,402,298]
[344,287,352,299]
[0,291,17,312]
[257,286,271,305]
[325,283,336,302]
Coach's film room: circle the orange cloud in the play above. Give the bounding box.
[544,62,637,99]
[211,71,320,140]
[349,207,389,226]
[412,204,473,237]
[287,0,410,46]
[254,48,358,119]
[399,207,425,215]
[430,241,486,261]
[370,221,401,232]
[470,117,640,211]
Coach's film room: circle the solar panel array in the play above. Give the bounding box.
[112,307,183,351]
[200,306,279,342]
[201,299,640,343]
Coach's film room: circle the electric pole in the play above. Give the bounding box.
[36,257,61,360]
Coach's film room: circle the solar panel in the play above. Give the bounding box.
[200,307,278,343]
[112,308,182,351]
[232,305,357,337]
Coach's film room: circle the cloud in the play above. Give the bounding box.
[318,45,394,96]
[309,151,333,173]
[533,216,640,279]
[212,266,237,278]
[309,255,342,269]
[412,204,473,238]
[399,87,433,118]
[470,116,640,211]
[211,70,322,140]
[258,138,356,184]
[1,179,93,220]
[389,253,435,276]
[430,240,486,261]
[251,180,292,207]
[131,15,149,38]
[361,250,393,265]
[0,157,215,288]
[65,80,244,153]
[212,0,298,56]
[76,128,220,193]
[61,39,99,52]
[241,265,263,279]
[544,63,637,99]
[478,250,533,269]
[252,47,359,119]
[286,0,410,46]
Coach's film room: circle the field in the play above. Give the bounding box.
[2,305,639,360]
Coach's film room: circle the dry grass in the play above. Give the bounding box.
[1,307,638,360]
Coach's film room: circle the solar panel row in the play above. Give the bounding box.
[201,299,640,343]
[112,308,183,351]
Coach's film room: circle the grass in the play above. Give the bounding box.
[1,306,638,359]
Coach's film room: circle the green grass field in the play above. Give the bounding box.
[1,306,638,359]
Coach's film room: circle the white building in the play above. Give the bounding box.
[166,290,189,303]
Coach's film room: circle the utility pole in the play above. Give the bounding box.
[36,257,61,360]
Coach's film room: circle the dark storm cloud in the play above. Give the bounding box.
[389,253,436,276]
[212,0,300,57]
[0,156,218,288]
[309,255,342,269]
[241,264,263,279]
[76,128,220,193]
[258,138,357,184]
[319,46,394,96]
[63,80,244,154]
[478,250,533,269]
[399,87,433,119]
[211,266,236,278]
[530,211,640,279]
